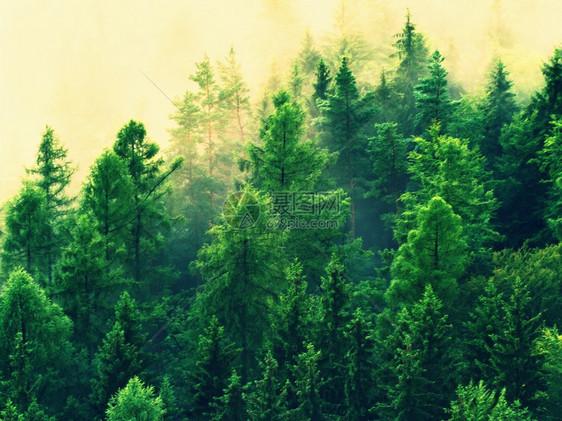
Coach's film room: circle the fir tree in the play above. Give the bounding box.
[414,50,453,134]
[106,377,164,421]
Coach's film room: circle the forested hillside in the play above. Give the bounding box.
[1,9,562,421]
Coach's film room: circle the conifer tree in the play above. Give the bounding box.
[245,351,288,421]
[313,59,332,102]
[1,183,49,280]
[290,343,324,421]
[386,284,455,421]
[193,185,286,382]
[344,309,375,421]
[388,197,467,307]
[322,56,376,237]
[113,120,182,285]
[106,377,164,421]
[27,126,74,283]
[391,10,430,136]
[190,316,239,421]
[448,381,534,420]
[244,90,329,192]
[90,292,145,418]
[367,122,408,215]
[209,370,247,421]
[218,47,251,143]
[414,50,453,134]
[480,59,519,169]
[0,269,75,414]
[316,255,352,414]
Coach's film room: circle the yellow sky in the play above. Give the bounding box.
[1,0,561,202]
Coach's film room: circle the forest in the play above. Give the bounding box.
[1,6,562,421]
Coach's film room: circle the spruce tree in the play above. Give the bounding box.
[480,59,519,169]
[193,185,286,382]
[414,50,453,134]
[209,370,247,421]
[388,197,467,307]
[1,183,49,280]
[27,126,74,283]
[386,284,455,421]
[391,10,430,136]
[106,377,164,421]
[322,56,376,237]
[190,316,239,421]
[344,309,375,421]
[290,343,324,421]
[113,120,182,286]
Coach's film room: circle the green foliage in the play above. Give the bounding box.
[27,126,74,284]
[0,269,75,414]
[190,316,239,420]
[448,381,534,420]
[391,10,430,136]
[244,90,329,191]
[245,351,288,421]
[480,60,519,168]
[537,118,562,241]
[90,292,145,418]
[535,327,562,420]
[344,309,375,421]
[1,184,49,280]
[209,370,247,421]
[113,120,182,287]
[414,50,453,134]
[386,284,455,421]
[367,122,409,214]
[290,343,324,421]
[193,185,286,381]
[106,377,164,421]
[389,197,466,306]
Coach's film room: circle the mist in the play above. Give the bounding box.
[1,0,561,202]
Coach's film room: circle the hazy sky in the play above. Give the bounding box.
[1,0,562,202]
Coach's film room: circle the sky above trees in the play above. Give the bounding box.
[1,0,562,200]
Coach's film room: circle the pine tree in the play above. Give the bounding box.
[367,122,408,215]
[414,50,453,134]
[190,316,239,421]
[218,47,251,143]
[1,183,49,280]
[81,149,134,267]
[113,120,182,286]
[448,381,534,420]
[316,255,352,415]
[90,292,145,418]
[245,351,288,421]
[313,59,332,102]
[489,277,544,410]
[535,327,562,420]
[388,197,467,307]
[106,377,164,421]
[55,214,127,357]
[391,10,430,136]
[465,280,506,387]
[244,90,329,192]
[158,376,180,421]
[209,370,247,421]
[273,260,312,372]
[480,59,519,169]
[190,55,227,175]
[27,126,74,284]
[537,118,562,241]
[322,56,376,237]
[0,269,75,414]
[193,185,286,382]
[290,343,324,421]
[386,284,455,421]
[344,309,375,421]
